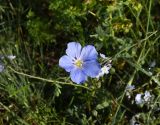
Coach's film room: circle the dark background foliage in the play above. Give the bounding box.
[0,0,160,124]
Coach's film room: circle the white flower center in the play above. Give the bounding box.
[74,59,83,68]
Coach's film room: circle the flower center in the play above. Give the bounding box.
[74,59,83,68]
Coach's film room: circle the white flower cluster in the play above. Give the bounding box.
[96,53,112,79]
[125,85,153,106]
[135,91,152,105]
[96,64,112,79]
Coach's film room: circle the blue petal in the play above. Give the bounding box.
[70,68,87,84]
[80,45,98,61]
[59,55,74,72]
[66,42,82,58]
[83,60,101,78]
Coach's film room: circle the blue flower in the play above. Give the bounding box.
[59,42,101,84]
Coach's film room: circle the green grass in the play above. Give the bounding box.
[0,0,160,124]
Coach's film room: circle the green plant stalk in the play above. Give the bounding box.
[146,0,153,35]
[126,60,160,86]
[127,5,145,33]
[113,30,157,60]
[147,95,160,124]
[8,66,91,91]
[111,1,155,122]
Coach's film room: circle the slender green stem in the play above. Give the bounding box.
[113,30,157,60]
[111,92,126,125]
[146,0,152,35]
[147,95,160,124]
[8,66,91,91]
[127,5,145,33]
[126,60,160,86]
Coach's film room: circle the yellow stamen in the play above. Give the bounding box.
[75,59,83,68]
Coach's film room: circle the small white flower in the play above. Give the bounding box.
[0,63,4,72]
[101,65,111,74]
[7,55,16,60]
[150,60,156,68]
[100,53,107,59]
[126,85,135,91]
[96,64,111,79]
[135,94,143,105]
[143,91,151,102]
[126,85,135,99]
[0,55,16,60]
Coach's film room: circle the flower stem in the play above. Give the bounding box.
[8,66,91,91]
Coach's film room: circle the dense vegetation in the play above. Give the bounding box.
[0,0,160,124]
